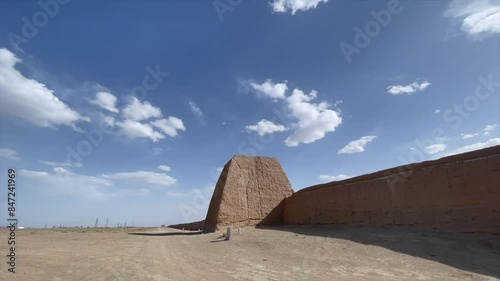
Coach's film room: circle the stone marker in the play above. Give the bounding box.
[226,227,231,240]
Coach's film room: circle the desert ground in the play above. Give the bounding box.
[0,225,499,281]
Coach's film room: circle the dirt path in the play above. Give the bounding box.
[1,226,499,280]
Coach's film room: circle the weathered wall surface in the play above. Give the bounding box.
[284,146,500,233]
[204,155,294,232]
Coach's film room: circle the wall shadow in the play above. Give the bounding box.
[257,224,500,279]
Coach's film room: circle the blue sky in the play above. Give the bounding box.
[0,0,499,227]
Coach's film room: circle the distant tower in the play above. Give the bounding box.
[105,218,109,228]
[94,218,99,228]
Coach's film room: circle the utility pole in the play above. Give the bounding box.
[105,218,109,228]
[94,218,99,228]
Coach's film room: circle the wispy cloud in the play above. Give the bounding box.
[445,0,500,40]
[387,79,431,95]
[319,174,351,182]
[447,138,500,156]
[20,167,114,200]
[40,160,83,168]
[90,91,119,113]
[338,136,377,154]
[484,124,498,136]
[188,101,204,119]
[158,165,171,172]
[424,143,447,155]
[271,0,329,15]
[103,171,176,186]
[461,133,479,139]
[0,148,20,161]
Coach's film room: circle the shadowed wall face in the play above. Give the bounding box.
[204,155,294,232]
[284,147,500,233]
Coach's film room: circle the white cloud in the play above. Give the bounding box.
[0,148,20,161]
[0,48,89,130]
[151,117,186,137]
[40,160,83,168]
[445,0,500,40]
[115,98,185,141]
[249,79,288,100]
[338,136,377,154]
[319,174,351,182]
[246,79,342,146]
[151,148,164,156]
[20,167,113,200]
[108,97,185,142]
[447,138,500,155]
[158,165,171,172]
[434,109,441,114]
[424,143,447,155]
[461,133,479,139]
[246,119,288,136]
[20,167,154,200]
[116,119,165,142]
[121,97,162,121]
[387,80,431,95]
[188,101,204,118]
[284,89,342,147]
[271,0,329,15]
[484,124,498,136]
[102,116,116,128]
[216,167,224,173]
[90,91,119,113]
[103,171,176,186]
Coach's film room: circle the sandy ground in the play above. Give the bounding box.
[0,225,499,281]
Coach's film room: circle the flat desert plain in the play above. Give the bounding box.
[1,225,499,281]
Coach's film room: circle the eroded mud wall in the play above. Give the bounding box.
[284,146,500,233]
[204,155,294,232]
